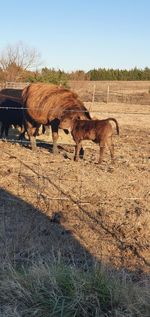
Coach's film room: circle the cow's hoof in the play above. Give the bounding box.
[53,149,59,155]
[79,147,84,159]
[32,147,37,152]
[74,157,78,162]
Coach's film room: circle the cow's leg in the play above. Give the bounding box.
[79,146,84,159]
[29,127,38,150]
[29,135,36,150]
[19,125,26,140]
[26,121,38,150]
[0,123,9,138]
[20,125,25,134]
[0,123,5,138]
[19,131,25,140]
[42,125,46,134]
[44,125,50,136]
[4,124,10,138]
[51,119,59,154]
[74,141,82,161]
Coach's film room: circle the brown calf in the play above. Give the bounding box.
[71,118,119,163]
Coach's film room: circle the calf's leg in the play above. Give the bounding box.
[99,141,105,163]
[107,136,115,163]
[52,131,59,154]
[74,141,82,161]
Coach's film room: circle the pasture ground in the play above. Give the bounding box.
[0,101,149,273]
[69,80,150,104]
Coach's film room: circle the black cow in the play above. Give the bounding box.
[0,99,24,138]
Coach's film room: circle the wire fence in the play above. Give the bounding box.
[0,100,150,116]
[1,81,150,105]
[0,81,28,90]
[0,81,149,205]
[0,99,149,152]
[1,147,149,212]
[0,81,150,270]
[0,154,149,275]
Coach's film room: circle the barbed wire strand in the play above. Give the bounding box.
[0,104,150,115]
[1,149,149,211]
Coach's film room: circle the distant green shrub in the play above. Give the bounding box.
[27,67,68,87]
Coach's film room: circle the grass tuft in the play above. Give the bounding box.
[0,259,150,316]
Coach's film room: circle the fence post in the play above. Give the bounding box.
[106,85,110,103]
[89,83,96,112]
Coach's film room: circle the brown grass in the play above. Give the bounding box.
[0,260,150,317]
[69,80,150,94]
[0,88,150,314]
[69,80,150,104]
[0,101,149,273]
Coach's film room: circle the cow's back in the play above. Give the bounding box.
[72,119,113,143]
[0,99,23,124]
[22,83,90,125]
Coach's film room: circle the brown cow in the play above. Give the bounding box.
[71,118,119,163]
[22,83,91,153]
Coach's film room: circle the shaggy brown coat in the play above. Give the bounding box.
[22,83,91,152]
[71,118,119,163]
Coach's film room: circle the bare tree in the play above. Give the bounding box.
[0,42,41,81]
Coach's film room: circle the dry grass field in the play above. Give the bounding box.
[69,80,150,104]
[0,82,150,315]
[0,97,149,273]
[69,80,150,94]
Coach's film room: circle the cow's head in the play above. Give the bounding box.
[59,110,90,131]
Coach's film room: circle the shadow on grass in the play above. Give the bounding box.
[0,187,94,269]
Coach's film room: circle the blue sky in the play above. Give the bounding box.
[0,0,150,71]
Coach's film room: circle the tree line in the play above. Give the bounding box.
[28,67,150,82]
[0,43,150,84]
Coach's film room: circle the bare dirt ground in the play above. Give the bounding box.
[0,101,150,273]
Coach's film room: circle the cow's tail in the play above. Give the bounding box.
[107,118,119,135]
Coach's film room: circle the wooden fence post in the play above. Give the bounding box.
[106,85,110,103]
[89,83,96,112]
